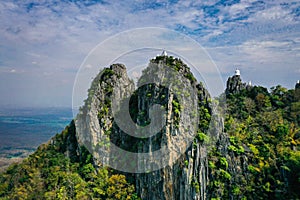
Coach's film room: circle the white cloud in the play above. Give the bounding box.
[248,6,294,22]
[0,0,300,106]
[240,40,293,61]
[225,1,250,18]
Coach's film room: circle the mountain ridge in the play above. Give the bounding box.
[0,55,299,199]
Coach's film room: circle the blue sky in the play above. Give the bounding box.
[1,0,300,107]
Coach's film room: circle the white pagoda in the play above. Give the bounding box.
[235,68,240,76]
[161,50,167,56]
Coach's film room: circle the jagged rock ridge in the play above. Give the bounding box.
[75,56,254,200]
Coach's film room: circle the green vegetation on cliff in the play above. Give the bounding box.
[0,121,139,200]
[208,83,300,199]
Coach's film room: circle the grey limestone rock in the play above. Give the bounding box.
[75,57,250,200]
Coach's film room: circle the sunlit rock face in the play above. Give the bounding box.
[75,56,251,200]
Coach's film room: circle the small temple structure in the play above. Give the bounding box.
[161,50,167,56]
[235,68,240,76]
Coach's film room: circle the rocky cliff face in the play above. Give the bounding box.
[132,57,207,200]
[75,63,135,167]
[225,75,247,95]
[75,56,251,200]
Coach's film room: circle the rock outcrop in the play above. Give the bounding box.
[225,75,246,95]
[75,63,135,167]
[75,56,251,200]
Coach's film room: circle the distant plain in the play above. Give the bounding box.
[0,107,72,171]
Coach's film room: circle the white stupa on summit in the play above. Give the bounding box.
[235,68,240,76]
[248,81,252,86]
[161,50,167,56]
[297,80,300,84]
